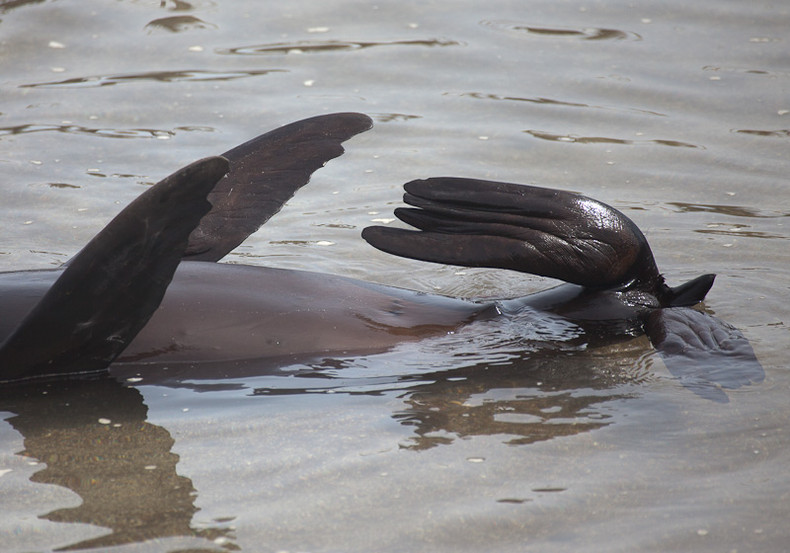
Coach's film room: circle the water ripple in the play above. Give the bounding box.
[0,0,46,15]
[0,124,213,140]
[668,202,790,218]
[481,20,641,41]
[217,38,462,56]
[734,129,790,138]
[525,129,699,148]
[21,69,284,89]
[452,91,666,117]
[696,228,785,240]
[131,0,216,10]
[703,65,789,78]
[145,15,217,33]
[372,113,422,123]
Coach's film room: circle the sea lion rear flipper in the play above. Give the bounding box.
[184,112,373,261]
[362,177,660,289]
[644,307,765,402]
[0,157,228,381]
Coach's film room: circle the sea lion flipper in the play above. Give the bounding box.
[666,274,716,307]
[0,157,228,381]
[644,307,765,402]
[363,177,659,289]
[184,112,373,261]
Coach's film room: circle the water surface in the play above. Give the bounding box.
[1,1,788,552]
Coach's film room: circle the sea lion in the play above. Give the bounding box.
[0,113,763,401]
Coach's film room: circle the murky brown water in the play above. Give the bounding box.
[1,0,788,551]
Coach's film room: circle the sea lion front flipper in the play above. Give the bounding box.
[184,112,373,261]
[362,177,660,289]
[644,307,765,402]
[0,157,228,382]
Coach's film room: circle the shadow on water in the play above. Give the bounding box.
[0,333,650,551]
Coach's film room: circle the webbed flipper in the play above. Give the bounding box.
[362,177,661,290]
[363,177,764,401]
[644,307,764,403]
[0,157,228,381]
[184,112,373,261]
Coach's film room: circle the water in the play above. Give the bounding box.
[1,0,788,551]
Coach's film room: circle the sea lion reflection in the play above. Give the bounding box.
[0,378,237,551]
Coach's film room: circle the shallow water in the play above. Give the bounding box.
[1,0,789,552]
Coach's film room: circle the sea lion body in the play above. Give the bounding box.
[0,263,610,367]
[0,113,763,401]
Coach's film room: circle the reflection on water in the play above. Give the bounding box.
[0,377,237,551]
[217,38,462,56]
[667,201,790,218]
[372,112,423,123]
[156,0,208,11]
[242,323,652,449]
[130,0,216,10]
[0,336,650,551]
[46,182,81,189]
[667,197,790,240]
[0,123,214,139]
[734,128,790,138]
[393,350,644,450]
[695,226,785,240]
[21,69,284,89]
[0,0,45,14]
[451,91,667,117]
[525,129,700,148]
[668,202,789,240]
[145,15,216,33]
[480,20,642,41]
[703,65,788,78]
